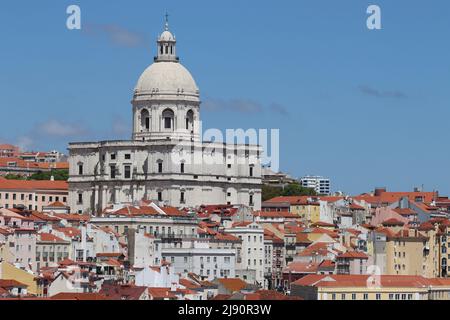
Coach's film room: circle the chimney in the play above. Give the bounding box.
[374,187,386,197]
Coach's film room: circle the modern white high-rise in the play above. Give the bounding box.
[300,175,331,195]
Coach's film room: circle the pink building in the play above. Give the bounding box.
[0,208,37,271]
[0,144,19,158]
[0,179,68,212]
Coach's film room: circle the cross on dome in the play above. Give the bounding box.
[155,12,178,62]
[164,12,169,31]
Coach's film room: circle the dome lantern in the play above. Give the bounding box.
[155,13,178,63]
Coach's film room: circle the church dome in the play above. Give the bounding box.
[134,61,199,98]
[132,16,199,102]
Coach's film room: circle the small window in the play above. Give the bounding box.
[158,192,163,202]
[180,191,185,203]
[78,193,83,204]
[125,154,131,160]
[249,166,253,177]
[180,163,185,173]
[111,153,116,160]
[124,165,131,179]
[110,165,116,179]
[158,162,163,173]
[164,117,171,129]
[78,164,83,175]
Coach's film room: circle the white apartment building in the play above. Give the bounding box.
[127,228,162,268]
[161,240,236,281]
[300,175,331,195]
[224,222,264,287]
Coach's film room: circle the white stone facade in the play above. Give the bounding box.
[68,21,262,214]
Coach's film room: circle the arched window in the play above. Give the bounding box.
[141,109,150,131]
[162,109,174,130]
[186,110,194,131]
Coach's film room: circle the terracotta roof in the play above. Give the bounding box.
[382,218,405,226]
[216,278,248,292]
[253,211,298,218]
[54,227,81,238]
[337,251,369,259]
[393,208,417,216]
[148,288,177,299]
[45,201,67,208]
[38,233,68,243]
[100,284,146,300]
[245,290,302,300]
[0,179,68,191]
[210,294,232,300]
[283,262,320,274]
[50,293,109,300]
[214,233,241,242]
[54,214,90,222]
[179,279,201,289]
[0,280,28,289]
[293,274,434,288]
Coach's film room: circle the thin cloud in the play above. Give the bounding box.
[269,103,290,116]
[83,23,145,48]
[203,98,263,113]
[203,98,288,115]
[359,85,408,99]
[37,119,88,138]
[111,115,130,136]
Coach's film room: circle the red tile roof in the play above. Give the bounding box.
[337,251,369,259]
[38,233,68,243]
[284,262,320,274]
[216,278,248,292]
[0,280,28,289]
[296,274,437,288]
[148,288,177,299]
[0,179,68,191]
[50,293,109,300]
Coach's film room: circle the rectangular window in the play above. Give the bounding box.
[164,117,171,129]
[180,163,185,173]
[158,192,163,202]
[111,153,116,160]
[110,165,116,179]
[13,194,16,200]
[180,191,185,203]
[78,164,83,175]
[124,165,131,179]
[20,194,24,201]
[158,162,163,173]
[250,166,253,177]
[125,154,131,160]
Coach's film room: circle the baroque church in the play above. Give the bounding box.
[68,19,262,215]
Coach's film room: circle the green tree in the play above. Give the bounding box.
[4,174,26,180]
[262,183,317,201]
[29,169,69,181]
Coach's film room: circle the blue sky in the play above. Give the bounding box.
[1,0,450,195]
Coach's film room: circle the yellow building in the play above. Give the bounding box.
[291,274,446,300]
[0,261,42,296]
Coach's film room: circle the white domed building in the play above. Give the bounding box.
[68,21,262,214]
